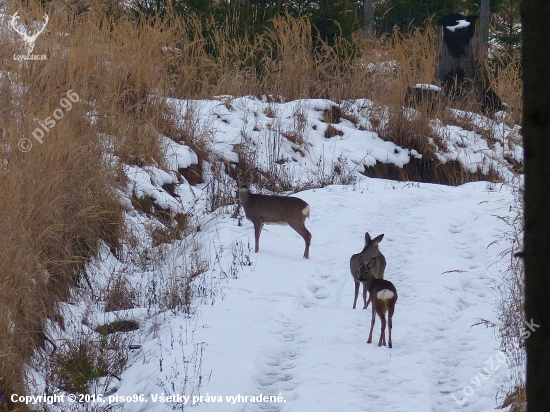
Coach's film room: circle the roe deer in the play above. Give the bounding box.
[357,263,398,348]
[235,167,312,258]
[349,233,386,309]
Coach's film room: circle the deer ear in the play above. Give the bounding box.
[235,166,243,176]
[371,234,384,246]
[364,232,371,245]
[250,168,259,177]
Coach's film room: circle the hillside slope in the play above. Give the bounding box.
[27,96,518,412]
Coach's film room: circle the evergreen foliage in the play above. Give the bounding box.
[491,0,521,61]
[374,0,463,34]
[130,0,363,43]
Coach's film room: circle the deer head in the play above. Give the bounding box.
[10,11,49,55]
[349,232,386,309]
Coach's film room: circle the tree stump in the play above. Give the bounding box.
[436,13,502,114]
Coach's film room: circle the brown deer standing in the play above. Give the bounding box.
[349,233,386,309]
[235,167,312,258]
[357,262,398,348]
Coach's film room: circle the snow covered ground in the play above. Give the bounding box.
[166,97,521,184]
[114,179,513,412]
[35,96,518,411]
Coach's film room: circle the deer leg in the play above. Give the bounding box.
[353,281,360,309]
[367,303,376,343]
[301,225,311,259]
[253,221,263,253]
[378,313,387,347]
[388,307,394,348]
[362,284,369,309]
[289,221,311,259]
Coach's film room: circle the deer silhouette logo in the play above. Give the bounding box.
[10,11,49,55]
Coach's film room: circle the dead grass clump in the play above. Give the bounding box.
[503,153,523,175]
[404,86,442,113]
[264,106,277,118]
[487,53,523,125]
[130,192,189,245]
[179,162,204,185]
[151,213,189,246]
[131,193,157,215]
[440,79,492,115]
[446,111,502,149]
[160,246,209,312]
[95,320,140,336]
[48,334,129,394]
[362,158,499,186]
[322,105,343,123]
[105,275,136,312]
[324,124,344,138]
[341,110,359,125]
[500,384,526,412]
[168,13,263,99]
[372,106,439,157]
[162,100,211,186]
[291,145,306,157]
[282,130,304,145]
[280,103,309,146]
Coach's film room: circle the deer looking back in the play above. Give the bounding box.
[235,167,311,258]
[350,233,386,309]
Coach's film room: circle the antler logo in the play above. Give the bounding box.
[10,11,49,55]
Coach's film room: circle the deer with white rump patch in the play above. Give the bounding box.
[349,233,386,309]
[357,262,398,348]
[235,167,311,258]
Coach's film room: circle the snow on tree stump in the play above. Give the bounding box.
[405,84,441,112]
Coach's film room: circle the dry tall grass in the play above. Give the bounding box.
[495,179,526,412]
[487,53,523,125]
[0,3,175,408]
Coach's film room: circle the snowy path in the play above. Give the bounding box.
[187,179,512,412]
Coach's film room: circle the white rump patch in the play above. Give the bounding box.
[377,289,394,300]
[302,205,310,216]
